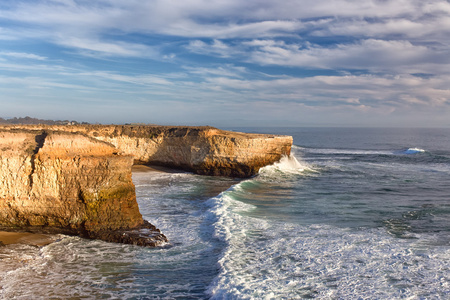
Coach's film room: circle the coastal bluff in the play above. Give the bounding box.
[0,125,292,246]
[2,125,293,177]
[0,129,167,246]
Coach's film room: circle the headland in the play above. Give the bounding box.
[0,124,293,246]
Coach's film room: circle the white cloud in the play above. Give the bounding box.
[56,36,159,58]
[2,0,448,39]
[78,71,173,86]
[311,15,450,41]
[1,0,449,64]
[202,73,450,109]
[190,38,450,75]
[186,39,241,58]
[0,52,47,60]
[184,65,247,78]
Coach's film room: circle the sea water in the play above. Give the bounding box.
[0,127,449,299]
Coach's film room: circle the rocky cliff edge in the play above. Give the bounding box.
[2,125,293,177]
[0,125,293,246]
[0,129,168,246]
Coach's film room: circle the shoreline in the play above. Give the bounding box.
[132,164,185,174]
[0,125,292,247]
[0,231,55,247]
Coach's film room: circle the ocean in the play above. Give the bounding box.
[1,127,449,299]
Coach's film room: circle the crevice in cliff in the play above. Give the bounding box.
[29,131,48,189]
[34,131,48,154]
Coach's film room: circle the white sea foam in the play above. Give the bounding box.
[300,147,430,156]
[401,147,426,154]
[258,154,313,178]
[0,171,227,299]
[206,183,450,299]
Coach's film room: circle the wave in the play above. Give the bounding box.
[205,191,450,299]
[298,146,428,156]
[258,154,314,177]
[205,150,449,299]
[399,148,426,155]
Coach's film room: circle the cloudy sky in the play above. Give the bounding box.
[1,0,450,127]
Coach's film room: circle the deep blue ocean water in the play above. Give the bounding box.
[1,127,449,299]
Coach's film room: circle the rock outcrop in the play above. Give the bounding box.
[0,124,292,245]
[0,129,167,246]
[1,125,293,177]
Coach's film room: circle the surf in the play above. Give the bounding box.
[399,147,426,155]
[205,153,450,299]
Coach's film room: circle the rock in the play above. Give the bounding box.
[0,129,167,246]
[0,124,293,246]
[90,220,168,247]
[1,125,293,177]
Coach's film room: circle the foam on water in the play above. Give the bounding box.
[0,236,220,299]
[0,170,233,299]
[205,155,450,299]
[206,188,450,299]
[258,154,314,178]
[401,147,427,155]
[301,146,431,157]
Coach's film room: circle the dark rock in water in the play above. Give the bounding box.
[89,221,169,247]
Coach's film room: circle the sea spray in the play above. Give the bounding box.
[400,147,426,154]
[258,154,312,177]
[206,154,314,299]
[206,151,450,299]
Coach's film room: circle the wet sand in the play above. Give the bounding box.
[0,231,55,247]
[132,164,185,174]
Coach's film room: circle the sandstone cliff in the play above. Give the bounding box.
[2,125,293,177]
[0,129,167,246]
[0,124,292,245]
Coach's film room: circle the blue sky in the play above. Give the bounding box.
[1,0,450,127]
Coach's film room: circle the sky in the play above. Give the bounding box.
[1,0,450,127]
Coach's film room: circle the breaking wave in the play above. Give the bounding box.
[205,173,450,299]
[400,148,427,155]
[258,154,314,178]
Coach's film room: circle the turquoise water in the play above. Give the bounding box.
[1,128,449,299]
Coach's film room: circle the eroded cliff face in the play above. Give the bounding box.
[0,124,292,245]
[88,126,293,177]
[2,125,293,177]
[0,129,167,246]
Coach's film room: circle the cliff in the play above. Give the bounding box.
[0,129,167,246]
[1,125,293,177]
[0,124,292,245]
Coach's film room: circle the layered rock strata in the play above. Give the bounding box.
[2,125,293,177]
[0,125,292,245]
[0,129,167,246]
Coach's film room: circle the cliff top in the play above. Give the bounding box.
[0,124,290,140]
[0,128,121,157]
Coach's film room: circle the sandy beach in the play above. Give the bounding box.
[0,231,55,247]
